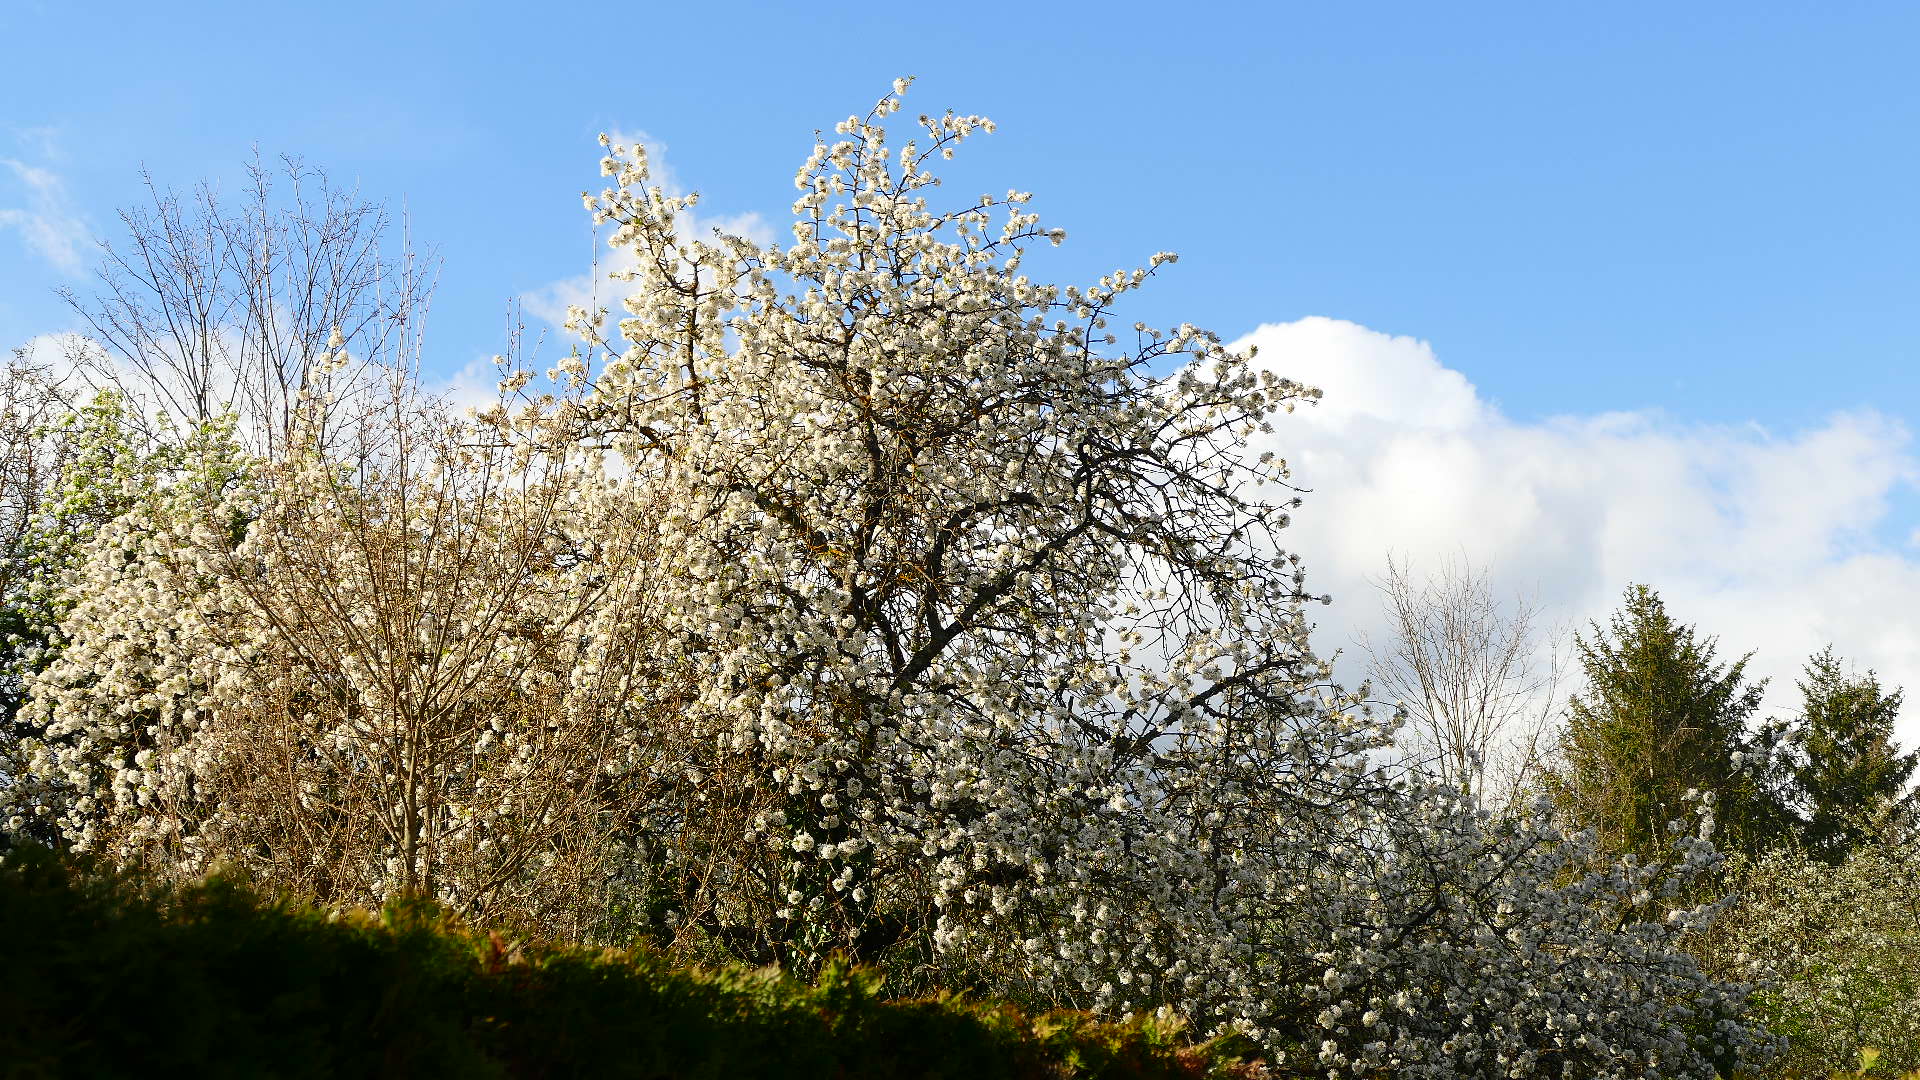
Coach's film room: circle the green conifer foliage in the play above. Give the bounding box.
[1547,585,1788,861]
[1787,646,1915,863]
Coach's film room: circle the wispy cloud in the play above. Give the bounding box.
[1238,317,1920,744]
[0,153,91,277]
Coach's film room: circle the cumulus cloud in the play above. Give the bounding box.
[1238,316,1920,746]
[522,130,772,331]
[0,156,90,276]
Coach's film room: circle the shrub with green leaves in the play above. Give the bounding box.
[1701,842,1920,1078]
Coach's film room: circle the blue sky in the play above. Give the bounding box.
[5,1,1920,733]
[7,2,1919,426]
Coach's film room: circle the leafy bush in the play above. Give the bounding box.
[0,845,1270,1079]
[1702,842,1920,1078]
[1822,1047,1920,1080]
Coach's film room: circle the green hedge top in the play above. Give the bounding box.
[0,847,1273,1080]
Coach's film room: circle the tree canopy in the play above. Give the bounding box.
[1785,646,1914,862]
[1547,584,1790,861]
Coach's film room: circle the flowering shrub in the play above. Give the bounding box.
[1827,1048,1920,1080]
[1,85,1778,1077]
[1700,841,1920,1077]
[0,362,689,940]
[2,384,187,739]
[0,357,79,723]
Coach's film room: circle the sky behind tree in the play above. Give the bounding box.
[4,0,1917,739]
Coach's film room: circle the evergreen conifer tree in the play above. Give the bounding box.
[1548,585,1789,861]
[1785,646,1914,862]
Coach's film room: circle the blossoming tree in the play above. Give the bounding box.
[2,85,1776,1078]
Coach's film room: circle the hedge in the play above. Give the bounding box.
[0,846,1272,1079]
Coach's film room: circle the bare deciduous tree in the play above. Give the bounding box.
[1360,553,1564,809]
[59,152,434,456]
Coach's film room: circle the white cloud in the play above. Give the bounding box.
[0,156,90,276]
[522,130,772,330]
[1239,316,1920,747]
[13,331,102,383]
[433,354,511,415]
